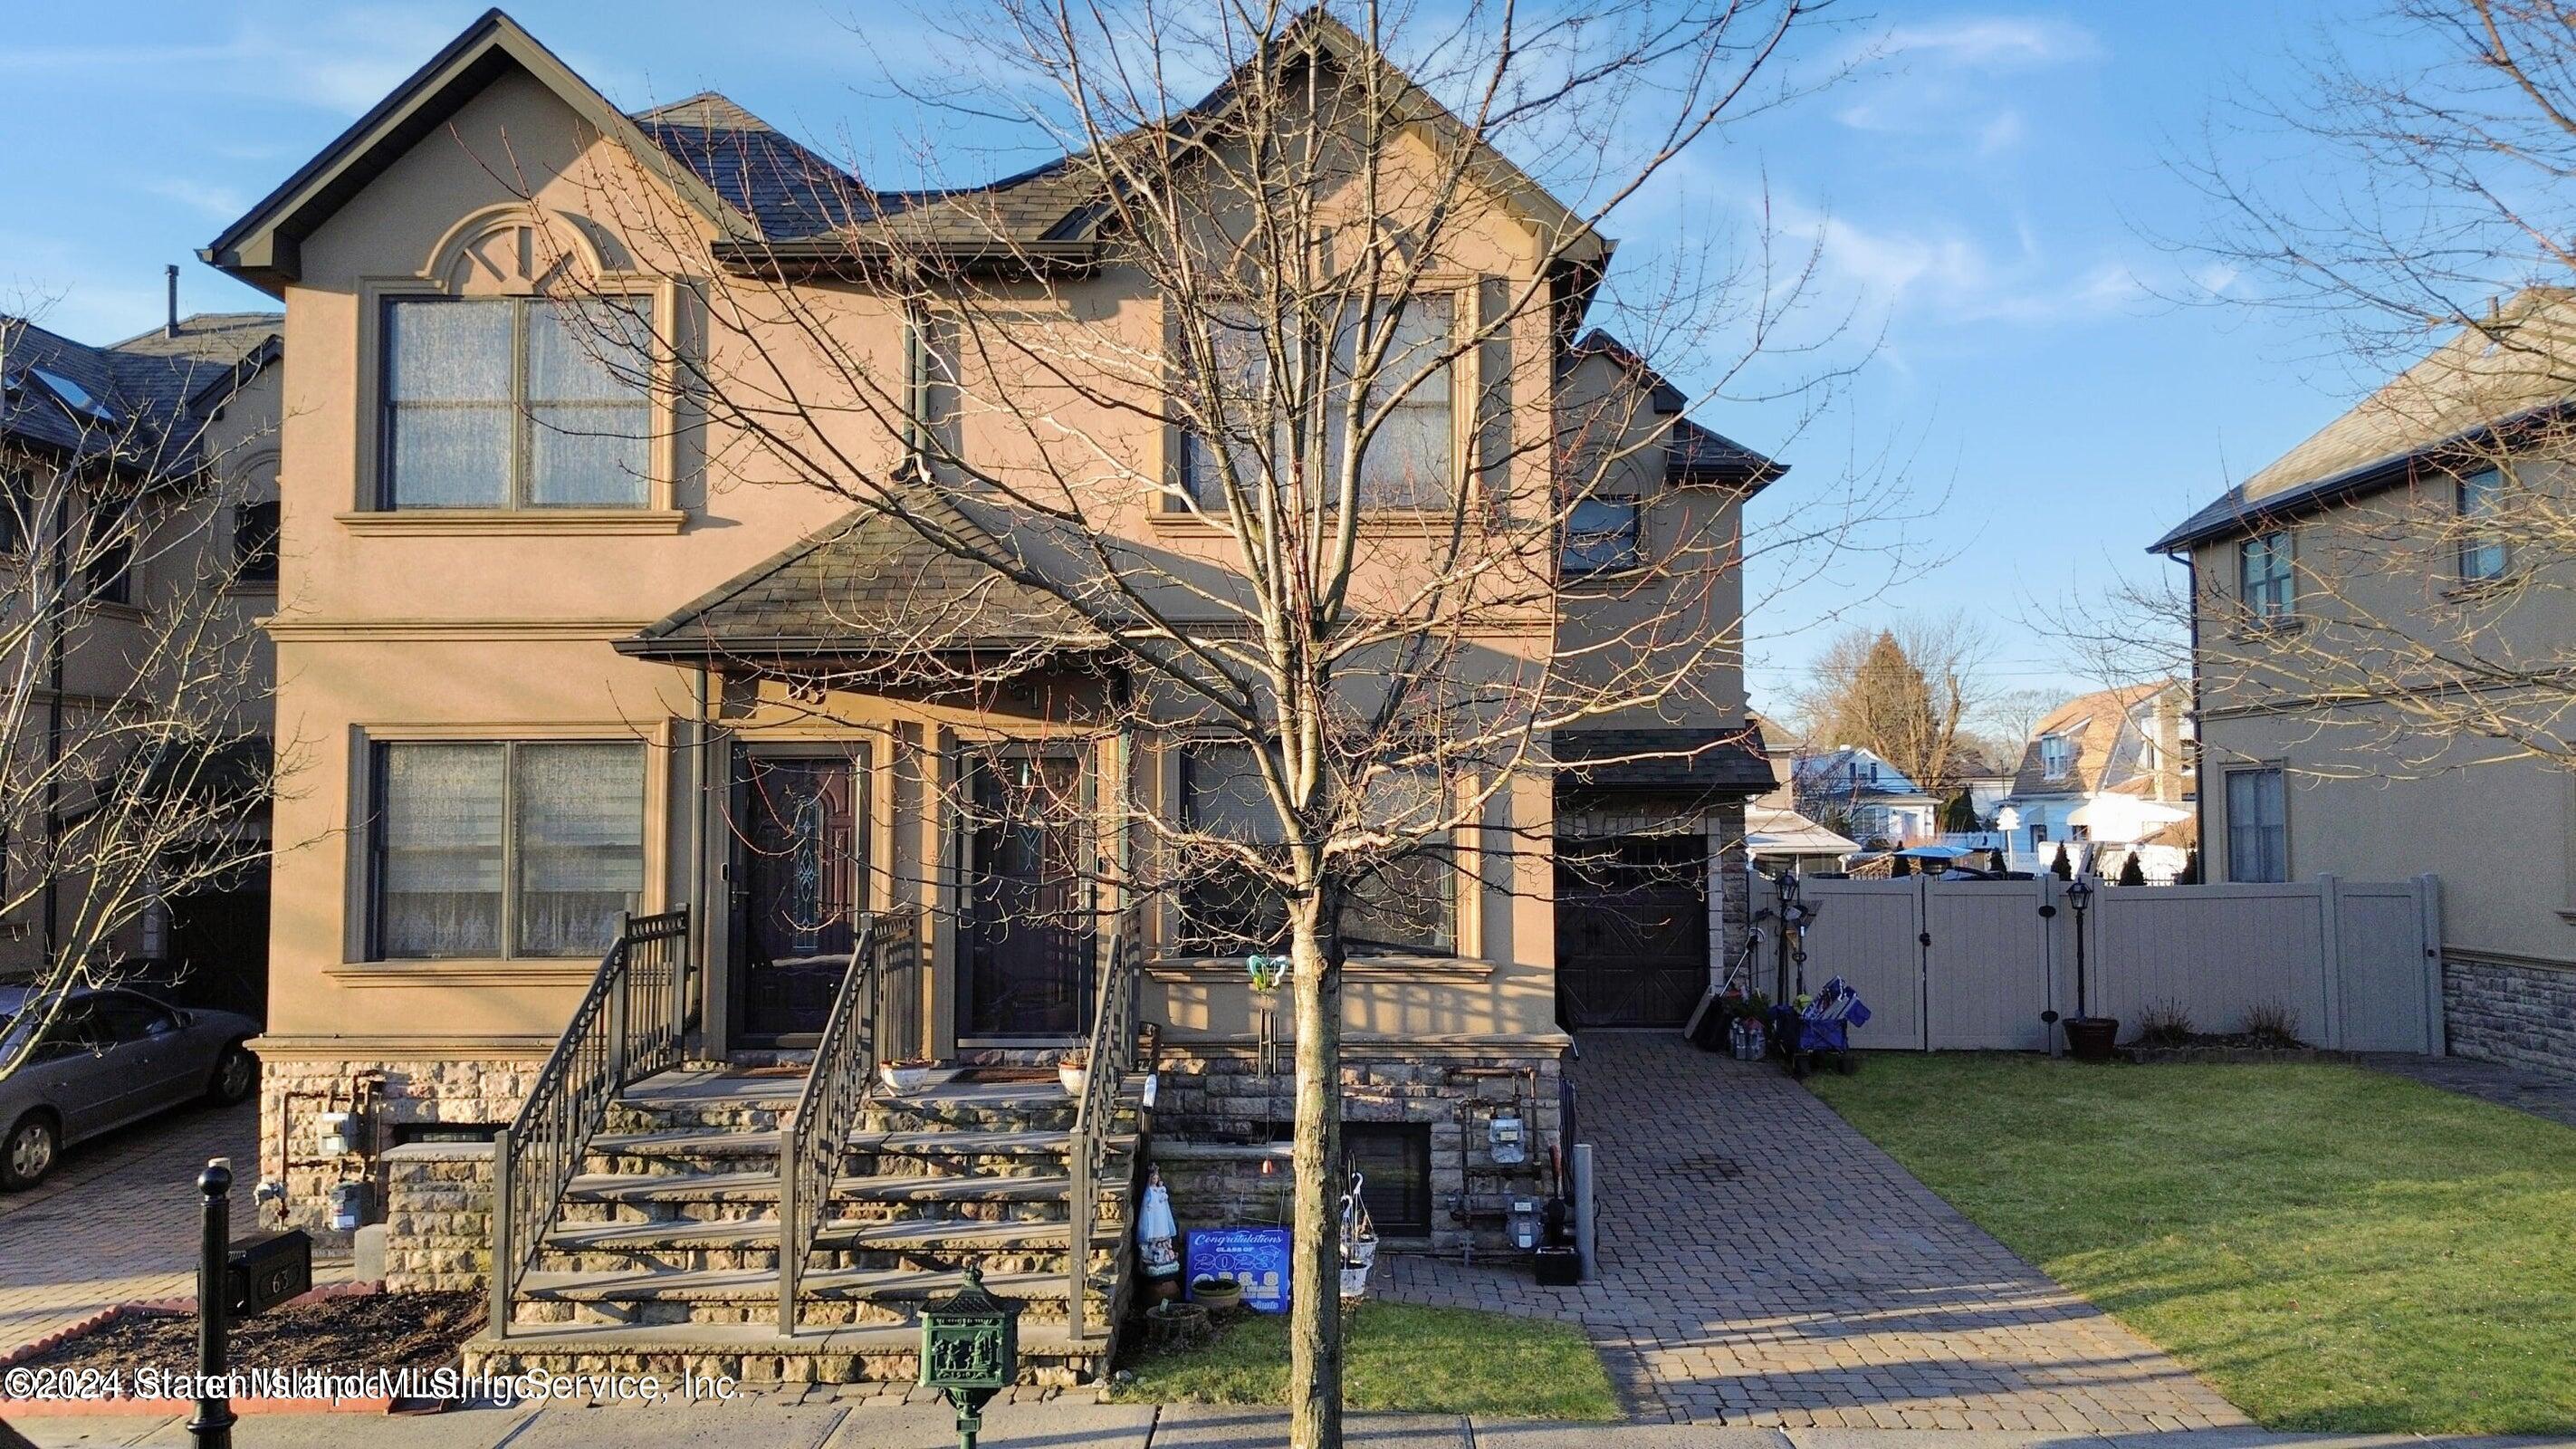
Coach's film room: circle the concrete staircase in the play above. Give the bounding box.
[466,1067,1139,1386]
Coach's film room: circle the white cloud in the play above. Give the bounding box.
[1776,195,2145,328]
[139,178,250,220]
[1880,16,2102,69]
[0,7,457,117]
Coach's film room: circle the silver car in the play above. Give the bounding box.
[0,985,261,1190]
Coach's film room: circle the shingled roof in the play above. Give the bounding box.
[2,312,279,470]
[1569,330,1785,491]
[1552,724,1775,795]
[618,496,1104,666]
[2006,683,2172,798]
[2153,287,2576,552]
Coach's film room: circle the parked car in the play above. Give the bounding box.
[0,985,260,1190]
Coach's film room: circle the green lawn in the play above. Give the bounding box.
[1113,1300,1620,1420]
[1808,1056,2576,1434]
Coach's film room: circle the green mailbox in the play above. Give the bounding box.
[920,1266,1021,1449]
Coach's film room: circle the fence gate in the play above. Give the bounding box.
[1779,878,1927,1050]
[1924,879,2054,1051]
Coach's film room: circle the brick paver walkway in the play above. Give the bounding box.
[1381,1034,2246,1431]
[0,1100,261,1352]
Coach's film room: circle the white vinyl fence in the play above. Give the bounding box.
[1747,873,2445,1054]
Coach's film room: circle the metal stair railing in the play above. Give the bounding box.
[778,909,920,1335]
[1066,907,1144,1342]
[488,907,691,1340]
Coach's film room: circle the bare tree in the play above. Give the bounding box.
[0,312,279,1085]
[1788,614,1994,795]
[481,3,1895,1437]
[2160,0,2576,778]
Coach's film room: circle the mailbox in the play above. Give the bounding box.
[226,1230,311,1318]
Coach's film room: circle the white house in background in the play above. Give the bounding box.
[1996,683,2195,870]
[1953,749,2017,825]
[1790,745,1942,846]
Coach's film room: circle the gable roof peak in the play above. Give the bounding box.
[632,91,771,131]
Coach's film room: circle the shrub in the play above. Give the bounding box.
[2117,851,2148,887]
[2241,999,2303,1047]
[2050,843,2073,879]
[2174,848,2202,885]
[2136,999,2195,1047]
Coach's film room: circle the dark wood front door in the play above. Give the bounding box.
[961,753,1093,1038]
[735,754,864,1041]
[1555,834,1709,1028]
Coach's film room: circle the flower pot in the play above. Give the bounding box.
[1338,1262,1371,1299]
[1058,1063,1088,1096]
[1345,1237,1378,1269]
[1147,1273,1183,1303]
[1190,1276,1242,1310]
[881,1063,931,1093]
[2064,1016,2121,1062]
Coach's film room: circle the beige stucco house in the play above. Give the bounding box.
[198,9,1779,1375]
[2156,288,2576,1076]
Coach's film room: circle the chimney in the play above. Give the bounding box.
[164,264,179,339]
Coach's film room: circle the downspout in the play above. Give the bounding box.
[2173,546,2208,876]
[692,664,714,1047]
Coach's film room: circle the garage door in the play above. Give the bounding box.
[1555,835,1709,1027]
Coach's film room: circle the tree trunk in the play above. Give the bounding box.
[1285,893,1344,1449]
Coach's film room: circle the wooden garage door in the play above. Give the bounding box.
[1555,835,1709,1028]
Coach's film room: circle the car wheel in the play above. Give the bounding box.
[3,1112,58,1190]
[206,1042,259,1106]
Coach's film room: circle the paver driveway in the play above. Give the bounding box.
[1381,1033,2246,1431]
[0,1099,262,1352]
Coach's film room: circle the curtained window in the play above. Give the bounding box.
[382,296,654,509]
[2225,767,2287,884]
[1174,744,1454,957]
[370,741,643,958]
[2456,468,2509,581]
[1183,294,1455,511]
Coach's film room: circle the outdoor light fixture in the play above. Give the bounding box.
[2060,877,2120,1061]
[920,1266,1022,1449]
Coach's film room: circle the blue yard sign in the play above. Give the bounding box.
[1185,1227,1291,1313]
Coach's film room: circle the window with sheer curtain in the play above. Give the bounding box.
[370,741,644,958]
[1183,294,1455,511]
[381,296,654,509]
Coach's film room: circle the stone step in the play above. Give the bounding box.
[513,1263,1115,1328]
[535,1214,1122,1276]
[464,1319,1110,1387]
[581,1126,1135,1182]
[553,1168,1126,1228]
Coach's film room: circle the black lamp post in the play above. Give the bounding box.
[919,1267,1021,1449]
[190,1162,235,1449]
[2061,877,2119,1060]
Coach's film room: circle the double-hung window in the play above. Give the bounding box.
[1183,294,1456,511]
[2237,530,2295,621]
[1562,497,1642,574]
[2457,468,2509,581]
[2225,766,2287,883]
[369,740,645,959]
[1174,744,1455,957]
[380,296,654,509]
[2038,734,2073,781]
[235,499,281,583]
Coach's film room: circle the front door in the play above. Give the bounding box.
[735,753,865,1042]
[960,753,1093,1038]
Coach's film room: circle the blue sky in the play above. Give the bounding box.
[0,2,2400,717]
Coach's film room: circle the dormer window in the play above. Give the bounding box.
[380,295,653,510]
[2039,734,2073,781]
[1561,498,1642,574]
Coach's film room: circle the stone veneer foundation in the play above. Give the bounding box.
[1146,1041,1569,1253]
[2445,955,2576,1080]
[258,1051,543,1243]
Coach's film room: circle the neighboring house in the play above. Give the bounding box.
[1789,745,1941,846]
[1994,683,2193,871]
[1953,750,2016,826]
[2152,288,2576,1076]
[0,302,282,1016]
[199,6,1782,1362]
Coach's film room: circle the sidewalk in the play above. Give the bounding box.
[10,1402,2575,1449]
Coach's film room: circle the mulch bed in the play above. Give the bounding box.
[11,1290,483,1377]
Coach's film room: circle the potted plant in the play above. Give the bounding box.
[880,1059,935,1093]
[1190,1274,1242,1311]
[1058,1051,1089,1096]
